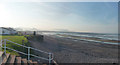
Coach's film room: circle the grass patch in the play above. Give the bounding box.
[1,35,30,56]
[2,35,28,44]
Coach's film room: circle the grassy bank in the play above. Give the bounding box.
[2,35,28,44]
[1,35,30,56]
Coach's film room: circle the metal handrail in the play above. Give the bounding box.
[30,54,49,60]
[1,39,53,64]
[30,47,49,54]
[6,39,28,48]
[5,47,28,55]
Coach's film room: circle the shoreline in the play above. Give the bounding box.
[54,34,119,45]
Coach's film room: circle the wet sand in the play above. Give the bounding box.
[58,34,119,43]
[29,35,118,63]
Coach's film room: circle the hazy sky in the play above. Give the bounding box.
[0,2,118,33]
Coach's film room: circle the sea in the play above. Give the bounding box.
[37,31,119,45]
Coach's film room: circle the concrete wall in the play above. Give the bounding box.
[27,35,44,42]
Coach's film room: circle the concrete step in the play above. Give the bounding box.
[0,51,51,65]
[22,59,28,65]
[42,64,47,65]
[32,61,39,65]
[15,57,21,65]
[7,55,16,63]
[28,60,33,65]
[2,53,10,63]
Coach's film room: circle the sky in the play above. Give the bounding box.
[0,2,118,33]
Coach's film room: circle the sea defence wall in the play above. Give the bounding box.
[27,35,44,42]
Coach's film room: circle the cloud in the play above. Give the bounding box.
[54,29,71,32]
[14,27,39,31]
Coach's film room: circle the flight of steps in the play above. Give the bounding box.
[0,51,48,65]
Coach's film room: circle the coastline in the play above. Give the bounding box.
[55,34,119,44]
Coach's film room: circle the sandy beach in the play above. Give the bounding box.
[29,35,118,63]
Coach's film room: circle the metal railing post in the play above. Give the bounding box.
[49,53,52,65]
[2,39,54,64]
[4,39,6,54]
[28,47,30,60]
